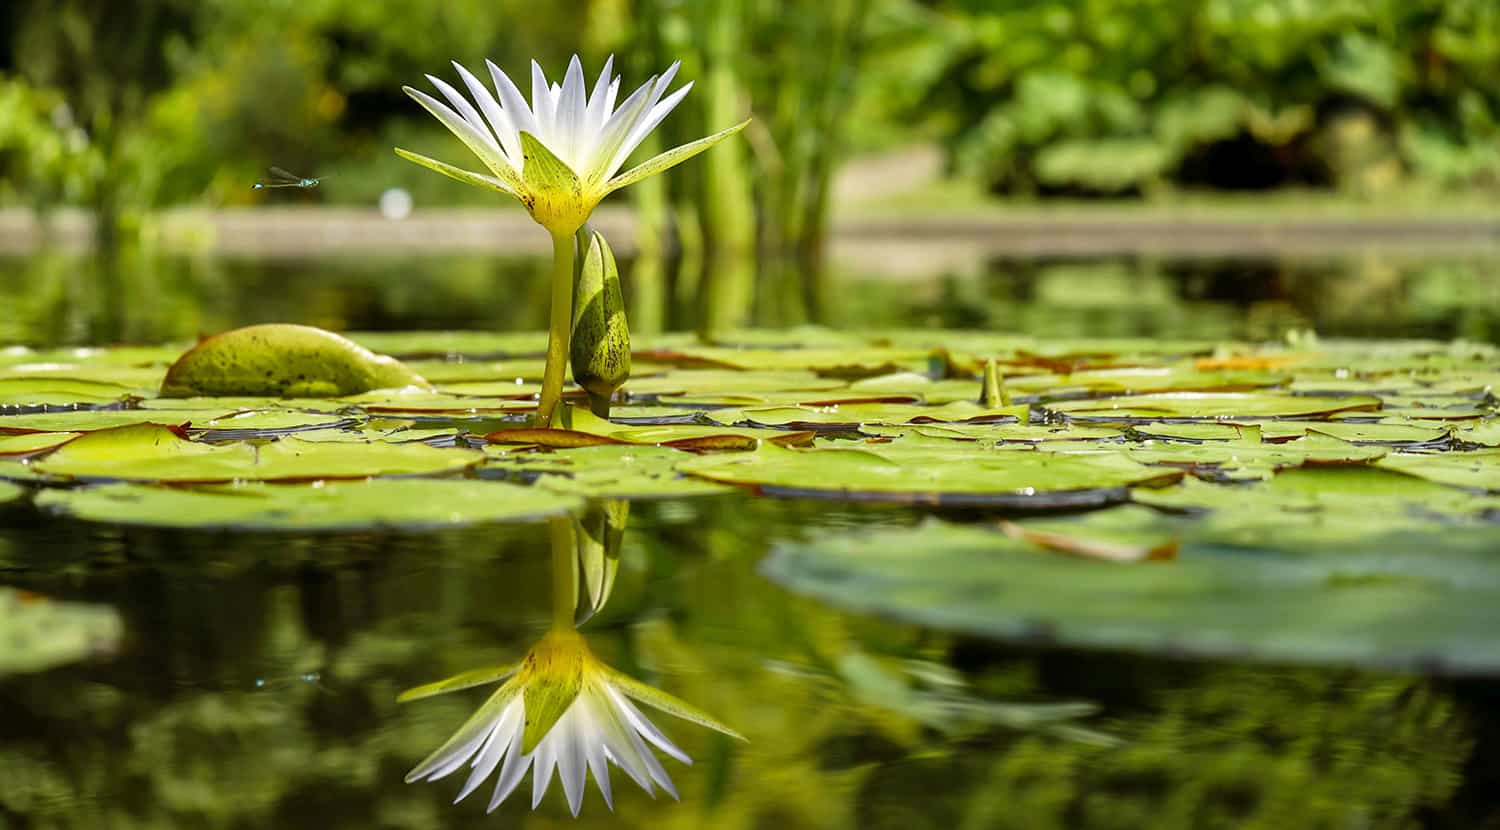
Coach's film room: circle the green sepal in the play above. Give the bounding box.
[520,636,588,753]
[396,661,522,703]
[394,147,514,197]
[606,668,748,741]
[603,118,751,196]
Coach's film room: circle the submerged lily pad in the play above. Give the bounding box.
[36,479,578,531]
[764,515,1500,673]
[0,587,124,676]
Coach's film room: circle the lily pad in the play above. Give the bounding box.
[36,479,578,531]
[678,442,1180,506]
[0,480,22,505]
[1377,451,1500,493]
[763,515,1500,673]
[30,423,483,483]
[484,444,733,499]
[0,587,124,676]
[1050,393,1382,421]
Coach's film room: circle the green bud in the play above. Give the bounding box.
[570,227,631,416]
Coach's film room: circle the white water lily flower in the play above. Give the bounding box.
[402,629,744,816]
[399,54,748,234]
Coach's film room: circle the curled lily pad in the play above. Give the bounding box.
[31,423,483,483]
[679,442,1180,507]
[0,587,124,676]
[35,479,579,531]
[159,324,433,397]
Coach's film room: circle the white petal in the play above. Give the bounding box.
[452,61,521,168]
[556,55,588,168]
[584,55,616,135]
[593,691,656,795]
[420,724,491,782]
[582,699,614,810]
[556,709,587,816]
[624,720,679,800]
[487,721,531,813]
[487,60,538,138]
[585,77,658,181]
[604,77,620,118]
[454,704,518,803]
[608,80,693,181]
[530,724,559,809]
[531,60,557,140]
[608,684,691,765]
[425,74,499,153]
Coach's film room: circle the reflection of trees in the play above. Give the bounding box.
[0,497,1487,828]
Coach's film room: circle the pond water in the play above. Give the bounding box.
[3,249,1500,828]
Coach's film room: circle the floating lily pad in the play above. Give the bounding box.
[1377,451,1500,493]
[0,376,144,406]
[0,432,79,456]
[36,479,578,531]
[0,480,22,505]
[484,444,733,499]
[707,401,1029,430]
[0,587,124,676]
[1050,393,1382,420]
[31,423,483,483]
[763,515,1500,673]
[679,442,1180,506]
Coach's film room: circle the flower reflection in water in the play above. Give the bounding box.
[401,510,743,816]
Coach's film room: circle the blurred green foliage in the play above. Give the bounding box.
[8,0,1496,211]
[908,0,1500,194]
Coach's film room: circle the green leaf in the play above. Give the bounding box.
[397,662,522,703]
[0,480,22,505]
[393,147,514,196]
[607,668,746,741]
[603,118,751,195]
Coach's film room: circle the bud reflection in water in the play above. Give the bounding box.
[399,506,744,816]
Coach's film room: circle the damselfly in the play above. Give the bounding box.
[253,166,324,190]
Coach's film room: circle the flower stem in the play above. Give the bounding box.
[549,516,577,630]
[535,229,577,427]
